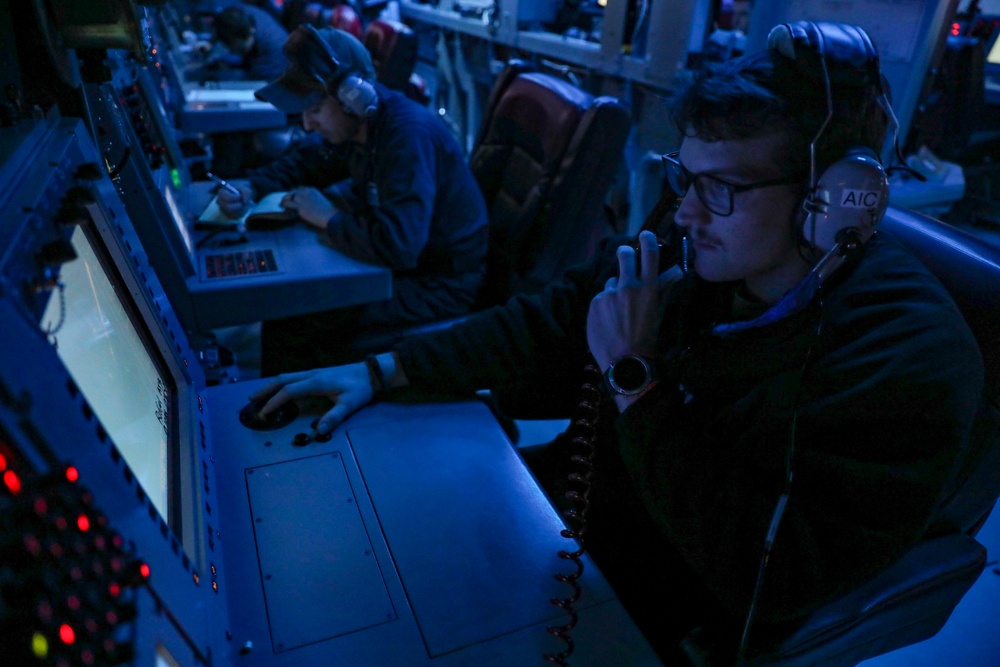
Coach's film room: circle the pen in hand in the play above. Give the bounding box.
[207,172,255,217]
[206,172,241,196]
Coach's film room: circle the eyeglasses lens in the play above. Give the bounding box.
[664,154,732,216]
[694,177,733,216]
[663,155,689,198]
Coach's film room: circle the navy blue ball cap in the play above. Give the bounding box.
[255,25,375,114]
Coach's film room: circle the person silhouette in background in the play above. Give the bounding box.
[217,26,489,375]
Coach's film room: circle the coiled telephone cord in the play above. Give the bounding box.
[543,365,602,666]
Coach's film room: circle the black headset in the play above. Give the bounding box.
[294,25,379,119]
[766,21,892,254]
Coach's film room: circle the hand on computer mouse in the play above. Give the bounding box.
[250,362,375,435]
[238,393,298,431]
[217,182,255,219]
[281,188,336,230]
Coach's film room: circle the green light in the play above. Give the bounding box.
[170,168,182,189]
[32,632,48,658]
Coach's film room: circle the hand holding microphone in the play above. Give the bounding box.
[586,231,673,371]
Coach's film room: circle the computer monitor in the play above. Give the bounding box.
[41,223,176,527]
[987,22,1000,70]
[162,181,195,259]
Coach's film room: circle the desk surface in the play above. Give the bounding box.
[204,383,663,665]
[178,70,286,133]
[174,181,393,329]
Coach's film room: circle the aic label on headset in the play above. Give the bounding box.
[839,189,882,209]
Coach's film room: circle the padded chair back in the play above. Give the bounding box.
[363,18,419,91]
[470,62,631,306]
[327,5,363,39]
[682,207,1000,667]
[298,2,363,39]
[336,63,631,359]
[880,207,1000,404]
[880,207,1000,537]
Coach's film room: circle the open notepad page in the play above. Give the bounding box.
[196,191,291,228]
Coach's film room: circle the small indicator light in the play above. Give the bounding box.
[3,470,21,494]
[31,632,49,658]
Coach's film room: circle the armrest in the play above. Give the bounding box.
[682,533,987,666]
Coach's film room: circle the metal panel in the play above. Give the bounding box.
[346,409,605,657]
[203,384,660,665]
[246,453,395,652]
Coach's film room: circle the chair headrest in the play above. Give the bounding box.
[363,19,417,90]
[487,72,594,160]
[880,207,1000,534]
[879,206,1000,403]
[364,18,414,55]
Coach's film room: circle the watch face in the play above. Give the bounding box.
[610,356,650,393]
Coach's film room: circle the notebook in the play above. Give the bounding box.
[196,191,297,229]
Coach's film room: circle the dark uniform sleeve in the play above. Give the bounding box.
[322,122,437,269]
[246,135,349,196]
[394,237,627,396]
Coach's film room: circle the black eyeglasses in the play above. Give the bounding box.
[661,151,803,217]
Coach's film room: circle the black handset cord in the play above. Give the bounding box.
[735,306,825,666]
[736,430,796,666]
[542,183,682,664]
[543,185,680,665]
[543,364,603,666]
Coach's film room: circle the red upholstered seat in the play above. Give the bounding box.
[339,60,632,353]
[363,18,418,92]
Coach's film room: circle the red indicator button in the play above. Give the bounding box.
[3,470,21,494]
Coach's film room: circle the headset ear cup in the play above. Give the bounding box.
[336,76,379,118]
[802,147,887,252]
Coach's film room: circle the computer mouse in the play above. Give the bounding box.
[238,394,299,431]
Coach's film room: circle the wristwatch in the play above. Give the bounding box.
[603,355,658,397]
